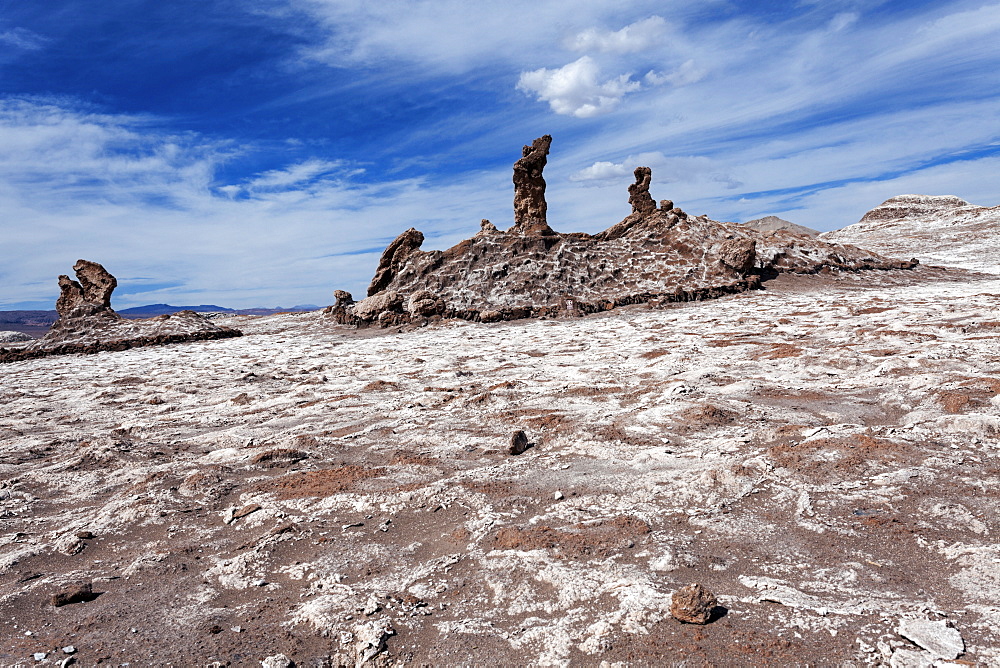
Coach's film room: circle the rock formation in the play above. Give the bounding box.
[1,260,241,363]
[56,259,117,318]
[628,166,657,215]
[822,194,1000,275]
[331,136,918,327]
[368,228,425,297]
[510,135,555,236]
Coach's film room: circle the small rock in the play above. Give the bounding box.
[50,582,94,607]
[898,619,963,660]
[670,583,718,624]
[554,491,564,500]
[62,646,76,654]
[260,654,293,668]
[75,531,95,539]
[508,430,529,455]
[33,653,46,662]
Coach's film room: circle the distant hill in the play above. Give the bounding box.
[118,304,234,317]
[742,215,819,237]
[118,304,321,318]
[821,194,1000,274]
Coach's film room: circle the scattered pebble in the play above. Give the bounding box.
[553,491,564,500]
[62,646,76,654]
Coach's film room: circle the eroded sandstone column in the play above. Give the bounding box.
[628,166,656,215]
[511,135,555,235]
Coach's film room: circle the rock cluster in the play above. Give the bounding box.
[1,260,241,363]
[332,136,918,327]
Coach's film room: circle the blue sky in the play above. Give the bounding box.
[2,0,999,309]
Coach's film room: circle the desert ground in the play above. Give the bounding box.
[2,262,998,666]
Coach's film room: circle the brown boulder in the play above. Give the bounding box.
[407,290,444,317]
[670,583,718,624]
[508,430,530,455]
[353,291,403,322]
[511,135,556,236]
[718,238,757,274]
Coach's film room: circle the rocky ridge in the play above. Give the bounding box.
[0,260,241,363]
[337,136,916,327]
[822,194,1000,274]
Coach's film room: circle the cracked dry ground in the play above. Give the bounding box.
[2,267,999,666]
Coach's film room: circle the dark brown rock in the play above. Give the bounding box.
[368,228,424,297]
[670,583,718,624]
[511,135,555,236]
[628,167,657,215]
[508,430,529,455]
[51,582,95,607]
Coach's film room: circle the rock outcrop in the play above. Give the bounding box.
[628,166,657,215]
[1,260,241,363]
[822,194,1000,275]
[510,135,555,236]
[332,136,918,327]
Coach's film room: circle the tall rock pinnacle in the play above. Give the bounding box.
[511,134,555,235]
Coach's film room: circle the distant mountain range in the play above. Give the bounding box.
[0,303,321,334]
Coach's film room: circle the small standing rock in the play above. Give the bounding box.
[508,430,529,455]
[50,582,94,607]
[670,583,718,624]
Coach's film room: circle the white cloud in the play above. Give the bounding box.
[569,160,629,182]
[0,27,48,51]
[567,16,667,54]
[644,59,705,87]
[517,56,641,118]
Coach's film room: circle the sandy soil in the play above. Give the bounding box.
[1,266,998,666]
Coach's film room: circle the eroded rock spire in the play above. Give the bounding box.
[55,259,118,319]
[628,166,657,215]
[511,135,555,235]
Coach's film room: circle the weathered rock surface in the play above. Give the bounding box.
[0,260,241,363]
[670,583,718,624]
[342,136,917,326]
[822,194,1000,274]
